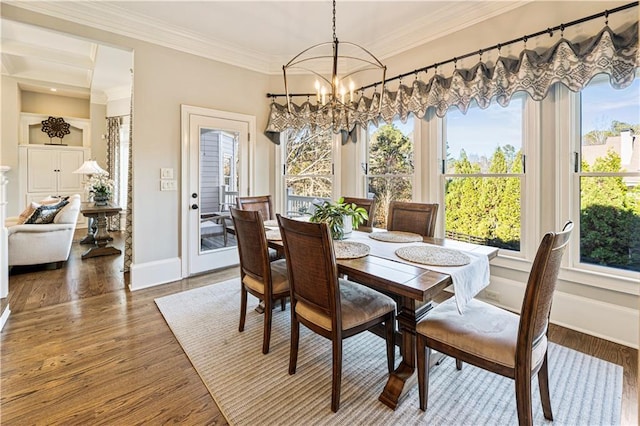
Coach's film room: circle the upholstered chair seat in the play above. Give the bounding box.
[416,298,548,369]
[295,279,396,331]
[242,259,289,295]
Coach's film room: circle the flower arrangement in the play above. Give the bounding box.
[87,173,114,202]
[309,197,369,240]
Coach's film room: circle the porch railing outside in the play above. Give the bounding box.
[285,193,330,216]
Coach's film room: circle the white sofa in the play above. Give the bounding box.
[5,194,81,268]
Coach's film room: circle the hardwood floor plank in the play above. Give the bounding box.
[1,230,636,424]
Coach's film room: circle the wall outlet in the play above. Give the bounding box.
[484,289,500,302]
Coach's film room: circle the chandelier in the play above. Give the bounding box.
[282,0,386,120]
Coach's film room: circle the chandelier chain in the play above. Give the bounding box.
[332,0,337,42]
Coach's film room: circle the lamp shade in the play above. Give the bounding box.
[73,160,107,175]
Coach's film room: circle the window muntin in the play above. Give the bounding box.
[365,119,414,227]
[443,95,525,252]
[283,127,333,214]
[578,77,639,272]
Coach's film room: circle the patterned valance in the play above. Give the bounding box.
[265,22,639,142]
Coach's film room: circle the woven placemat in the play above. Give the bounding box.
[368,231,423,243]
[263,219,278,228]
[333,241,370,259]
[395,245,471,266]
[265,229,281,241]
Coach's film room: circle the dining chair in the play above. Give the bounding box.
[231,207,289,354]
[341,196,376,227]
[277,214,396,412]
[416,222,574,426]
[387,201,438,237]
[236,194,281,261]
[237,195,275,220]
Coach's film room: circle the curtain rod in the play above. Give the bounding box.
[266,1,638,99]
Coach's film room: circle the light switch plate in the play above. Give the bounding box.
[160,168,174,179]
[160,179,177,191]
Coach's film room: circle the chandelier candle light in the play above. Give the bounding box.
[282,0,386,124]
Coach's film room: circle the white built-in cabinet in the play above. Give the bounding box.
[18,145,90,227]
[18,112,92,228]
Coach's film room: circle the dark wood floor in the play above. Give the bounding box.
[1,230,637,424]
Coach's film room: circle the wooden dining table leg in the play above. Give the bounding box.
[379,297,434,410]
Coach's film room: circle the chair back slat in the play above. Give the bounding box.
[517,222,573,358]
[341,196,376,228]
[231,207,270,285]
[277,215,339,321]
[387,201,438,237]
[237,195,274,221]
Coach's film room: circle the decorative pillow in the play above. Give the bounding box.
[17,196,70,224]
[17,203,39,224]
[25,199,70,225]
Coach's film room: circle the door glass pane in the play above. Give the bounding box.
[199,128,238,252]
[284,128,333,214]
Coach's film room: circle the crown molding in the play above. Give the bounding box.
[6,0,531,77]
[6,1,274,74]
[371,1,532,62]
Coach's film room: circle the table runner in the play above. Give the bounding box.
[347,231,490,314]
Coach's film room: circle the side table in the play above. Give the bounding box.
[79,202,122,259]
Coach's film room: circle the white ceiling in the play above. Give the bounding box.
[2,1,531,98]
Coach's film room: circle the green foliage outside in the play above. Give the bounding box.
[367,124,414,226]
[444,122,639,271]
[583,120,640,145]
[444,146,522,251]
[580,149,640,271]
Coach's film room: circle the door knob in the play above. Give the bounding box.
[191,204,199,210]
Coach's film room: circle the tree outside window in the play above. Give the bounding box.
[443,95,525,252]
[579,78,640,272]
[283,128,333,214]
[366,120,414,227]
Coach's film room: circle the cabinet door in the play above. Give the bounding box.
[58,150,85,192]
[27,149,58,193]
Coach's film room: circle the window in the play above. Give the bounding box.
[442,94,527,253]
[578,77,639,273]
[281,127,334,214]
[365,119,415,227]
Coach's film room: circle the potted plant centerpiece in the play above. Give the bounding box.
[309,197,369,240]
[87,173,114,206]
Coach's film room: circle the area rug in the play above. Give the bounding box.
[155,279,622,425]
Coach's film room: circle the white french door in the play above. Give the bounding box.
[181,105,254,276]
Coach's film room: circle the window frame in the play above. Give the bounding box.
[275,127,340,215]
[556,78,640,291]
[356,116,421,217]
[435,94,540,260]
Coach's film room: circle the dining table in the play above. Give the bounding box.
[266,225,498,410]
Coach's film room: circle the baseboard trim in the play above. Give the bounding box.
[479,276,639,349]
[129,257,182,291]
[0,303,11,331]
